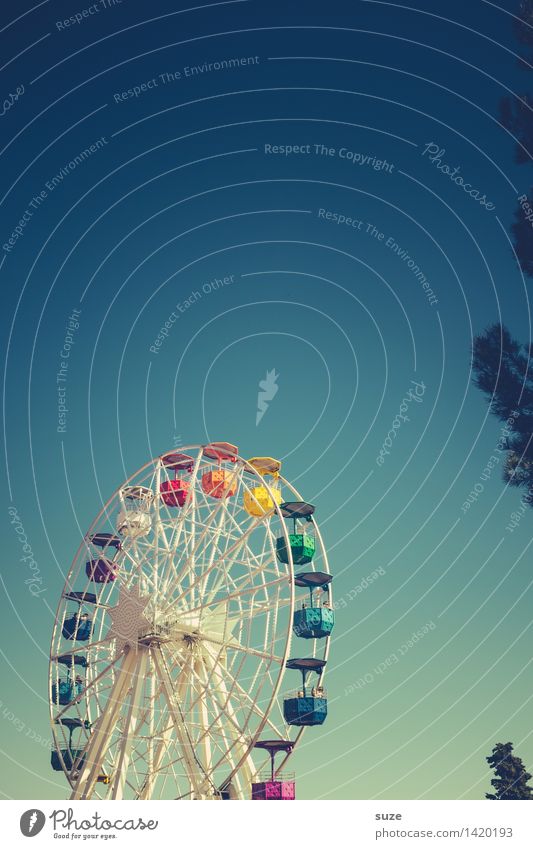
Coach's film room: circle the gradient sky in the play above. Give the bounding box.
[1,0,533,801]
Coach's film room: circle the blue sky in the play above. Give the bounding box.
[1,0,533,799]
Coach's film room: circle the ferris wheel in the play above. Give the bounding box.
[49,443,334,800]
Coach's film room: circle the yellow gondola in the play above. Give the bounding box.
[243,457,283,516]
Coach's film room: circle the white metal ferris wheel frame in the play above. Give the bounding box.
[49,444,332,800]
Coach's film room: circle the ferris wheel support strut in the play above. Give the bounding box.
[70,647,140,800]
[194,656,213,776]
[151,645,211,799]
[111,650,148,799]
[136,647,191,800]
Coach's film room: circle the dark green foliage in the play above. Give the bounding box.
[472,323,533,500]
[514,1,533,48]
[512,191,533,276]
[500,2,533,274]
[486,742,533,799]
[500,95,533,164]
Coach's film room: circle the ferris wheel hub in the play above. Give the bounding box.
[105,585,152,657]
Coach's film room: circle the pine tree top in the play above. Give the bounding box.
[486,742,533,800]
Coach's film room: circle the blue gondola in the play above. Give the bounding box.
[57,653,88,669]
[88,532,121,550]
[283,694,327,726]
[292,572,334,639]
[51,717,89,774]
[283,658,328,726]
[62,612,92,641]
[63,591,98,605]
[52,677,84,706]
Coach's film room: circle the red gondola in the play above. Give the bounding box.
[160,452,194,507]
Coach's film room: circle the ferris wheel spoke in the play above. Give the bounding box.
[201,488,276,590]
[51,635,114,660]
[197,516,282,608]
[161,487,242,603]
[200,631,282,664]
[120,683,184,800]
[152,459,170,585]
[136,727,174,799]
[204,643,286,740]
[196,506,229,599]
[116,543,157,592]
[161,640,236,737]
[199,533,278,609]
[160,510,272,618]
[202,581,285,631]
[157,500,218,605]
[201,652,278,785]
[201,672,253,750]
[204,562,284,612]
[185,575,289,619]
